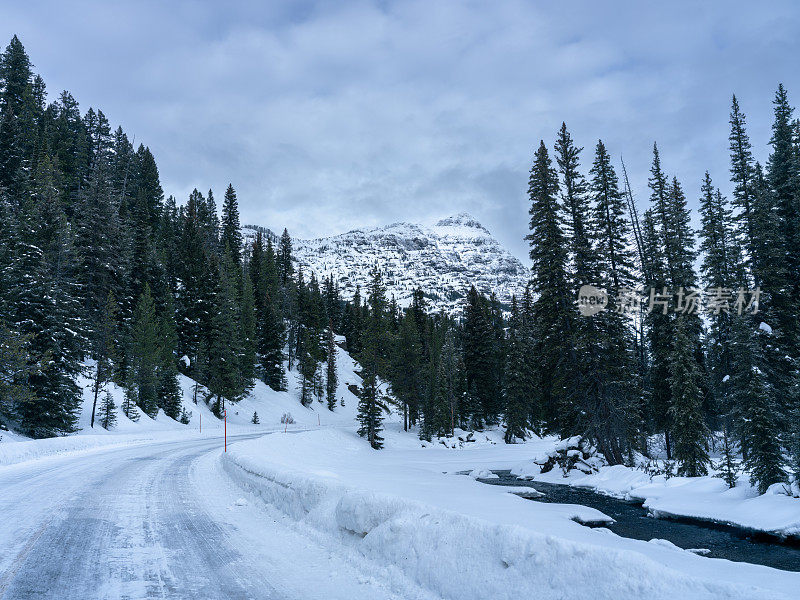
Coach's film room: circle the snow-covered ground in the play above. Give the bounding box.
[223,425,800,600]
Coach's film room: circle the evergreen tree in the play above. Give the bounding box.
[10,154,83,437]
[278,228,293,286]
[586,140,640,462]
[98,392,117,430]
[526,141,575,431]
[128,285,160,418]
[392,310,423,431]
[259,292,287,391]
[251,411,259,424]
[206,251,245,412]
[503,297,531,443]
[728,95,757,277]
[462,286,496,428]
[668,315,710,476]
[325,323,338,411]
[90,292,120,428]
[729,317,786,493]
[358,267,386,449]
[156,294,182,419]
[239,274,257,390]
[221,183,243,265]
[0,323,38,429]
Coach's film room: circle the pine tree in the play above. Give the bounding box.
[325,323,338,411]
[90,292,120,428]
[0,323,38,428]
[296,325,317,407]
[129,285,161,418]
[157,294,182,419]
[207,251,245,412]
[729,317,785,493]
[392,310,423,431]
[259,292,287,391]
[728,95,757,277]
[698,172,740,430]
[10,154,84,437]
[251,411,259,425]
[668,315,710,476]
[585,140,640,462]
[503,297,531,443]
[555,123,595,285]
[98,392,117,430]
[278,228,293,287]
[462,286,496,428]
[121,374,140,422]
[358,266,385,449]
[526,141,575,432]
[0,36,38,200]
[221,183,243,265]
[239,274,257,390]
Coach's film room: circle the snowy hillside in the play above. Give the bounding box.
[0,341,397,465]
[242,213,530,314]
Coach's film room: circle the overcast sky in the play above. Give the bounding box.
[4,1,800,259]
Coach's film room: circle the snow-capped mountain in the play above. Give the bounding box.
[243,213,530,314]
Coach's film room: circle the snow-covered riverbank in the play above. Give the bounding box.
[512,454,800,540]
[222,427,800,600]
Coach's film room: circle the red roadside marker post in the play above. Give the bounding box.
[224,409,227,452]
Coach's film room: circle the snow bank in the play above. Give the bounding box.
[223,430,788,600]
[0,432,164,466]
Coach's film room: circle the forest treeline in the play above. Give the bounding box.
[0,36,798,494]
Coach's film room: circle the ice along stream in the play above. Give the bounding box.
[477,470,800,572]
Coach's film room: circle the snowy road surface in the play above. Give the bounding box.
[0,433,436,600]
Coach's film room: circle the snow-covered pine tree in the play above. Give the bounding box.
[729,316,785,493]
[10,153,84,437]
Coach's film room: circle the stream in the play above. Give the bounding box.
[477,470,800,572]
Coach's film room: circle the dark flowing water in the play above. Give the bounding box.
[477,470,800,572]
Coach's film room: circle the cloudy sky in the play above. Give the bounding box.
[4,1,800,259]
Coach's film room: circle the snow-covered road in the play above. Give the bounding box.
[0,434,435,600]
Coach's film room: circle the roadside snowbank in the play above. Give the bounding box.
[223,429,794,600]
[512,459,800,539]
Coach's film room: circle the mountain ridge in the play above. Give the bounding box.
[242,213,530,314]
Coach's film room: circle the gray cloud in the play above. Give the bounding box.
[4,1,799,259]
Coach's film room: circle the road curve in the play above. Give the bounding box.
[0,434,433,600]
